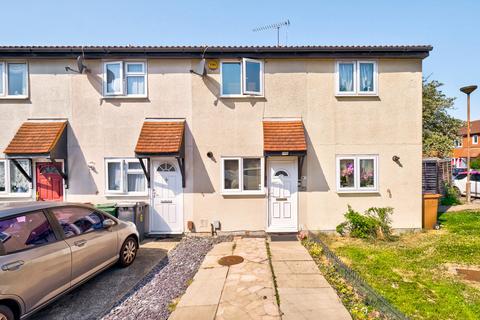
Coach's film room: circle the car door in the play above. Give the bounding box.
[49,206,118,286]
[471,174,480,196]
[0,210,71,313]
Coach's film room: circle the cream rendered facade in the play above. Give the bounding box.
[0,46,429,233]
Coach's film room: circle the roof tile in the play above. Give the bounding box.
[263,120,307,152]
[135,121,185,154]
[4,122,67,155]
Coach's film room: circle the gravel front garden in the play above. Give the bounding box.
[102,236,230,320]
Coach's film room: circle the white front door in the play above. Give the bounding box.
[267,158,298,232]
[150,159,183,234]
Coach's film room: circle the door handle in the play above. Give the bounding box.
[276,198,288,201]
[161,200,173,203]
[2,260,24,271]
[74,239,87,247]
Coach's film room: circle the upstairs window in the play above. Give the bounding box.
[221,59,263,96]
[0,62,28,98]
[473,135,478,145]
[103,61,147,97]
[454,139,463,148]
[336,61,377,96]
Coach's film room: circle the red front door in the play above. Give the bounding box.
[36,162,64,201]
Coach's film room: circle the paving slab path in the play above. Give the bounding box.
[170,237,351,320]
[269,240,351,320]
[170,237,280,320]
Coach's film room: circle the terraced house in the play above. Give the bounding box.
[0,45,431,234]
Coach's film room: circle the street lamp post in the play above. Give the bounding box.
[460,85,478,204]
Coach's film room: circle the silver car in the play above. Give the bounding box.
[0,202,139,320]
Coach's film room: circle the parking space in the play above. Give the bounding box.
[30,240,178,320]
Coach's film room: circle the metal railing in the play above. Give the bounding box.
[308,233,409,320]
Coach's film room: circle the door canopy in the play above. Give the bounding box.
[263,120,307,156]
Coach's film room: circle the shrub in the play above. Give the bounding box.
[441,183,462,206]
[470,158,480,169]
[337,205,394,240]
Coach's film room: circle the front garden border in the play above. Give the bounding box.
[307,232,409,320]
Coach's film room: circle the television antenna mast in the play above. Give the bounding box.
[253,19,290,46]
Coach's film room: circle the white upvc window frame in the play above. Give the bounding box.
[0,159,33,198]
[103,61,148,98]
[357,61,378,95]
[105,158,148,196]
[125,158,148,195]
[242,58,264,96]
[105,158,124,194]
[335,60,378,96]
[125,62,148,97]
[473,135,478,145]
[220,59,264,98]
[454,138,463,148]
[0,61,29,99]
[221,157,265,195]
[336,155,379,193]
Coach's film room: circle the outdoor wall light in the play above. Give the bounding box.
[392,156,400,162]
[87,161,97,172]
[207,151,213,158]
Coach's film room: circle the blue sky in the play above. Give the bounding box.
[1,0,478,119]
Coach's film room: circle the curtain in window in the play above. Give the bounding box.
[106,64,121,93]
[0,63,4,95]
[8,63,27,96]
[339,63,354,92]
[243,158,261,190]
[107,162,121,190]
[127,174,145,192]
[224,160,239,189]
[339,159,355,188]
[0,162,5,192]
[10,160,30,193]
[127,76,145,95]
[359,63,374,92]
[360,159,375,188]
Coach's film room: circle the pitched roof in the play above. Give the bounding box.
[4,121,67,155]
[0,45,432,59]
[135,121,185,155]
[263,120,307,152]
[453,147,480,158]
[459,120,480,135]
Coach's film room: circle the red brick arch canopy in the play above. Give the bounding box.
[134,120,186,188]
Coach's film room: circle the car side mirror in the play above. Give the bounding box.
[103,219,115,229]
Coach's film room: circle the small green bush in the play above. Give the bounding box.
[470,158,480,169]
[337,205,394,240]
[441,183,462,206]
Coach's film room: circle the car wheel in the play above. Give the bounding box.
[118,236,138,267]
[0,305,14,320]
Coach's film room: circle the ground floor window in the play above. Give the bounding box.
[336,155,378,192]
[0,159,32,197]
[105,158,147,195]
[221,157,264,194]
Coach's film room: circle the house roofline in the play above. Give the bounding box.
[0,45,433,59]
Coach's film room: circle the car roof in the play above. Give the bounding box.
[0,202,91,219]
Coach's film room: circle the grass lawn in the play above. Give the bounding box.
[319,211,480,320]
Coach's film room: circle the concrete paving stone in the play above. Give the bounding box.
[278,287,347,306]
[178,271,227,307]
[169,305,217,320]
[268,242,312,261]
[276,273,331,288]
[271,260,319,274]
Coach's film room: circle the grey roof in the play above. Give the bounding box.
[0,45,432,59]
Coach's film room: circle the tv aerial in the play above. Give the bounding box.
[253,19,290,46]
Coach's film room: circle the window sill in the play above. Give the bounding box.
[102,95,148,100]
[105,193,149,197]
[220,94,265,99]
[0,96,29,100]
[336,189,379,194]
[335,93,378,97]
[0,193,33,198]
[221,191,266,196]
